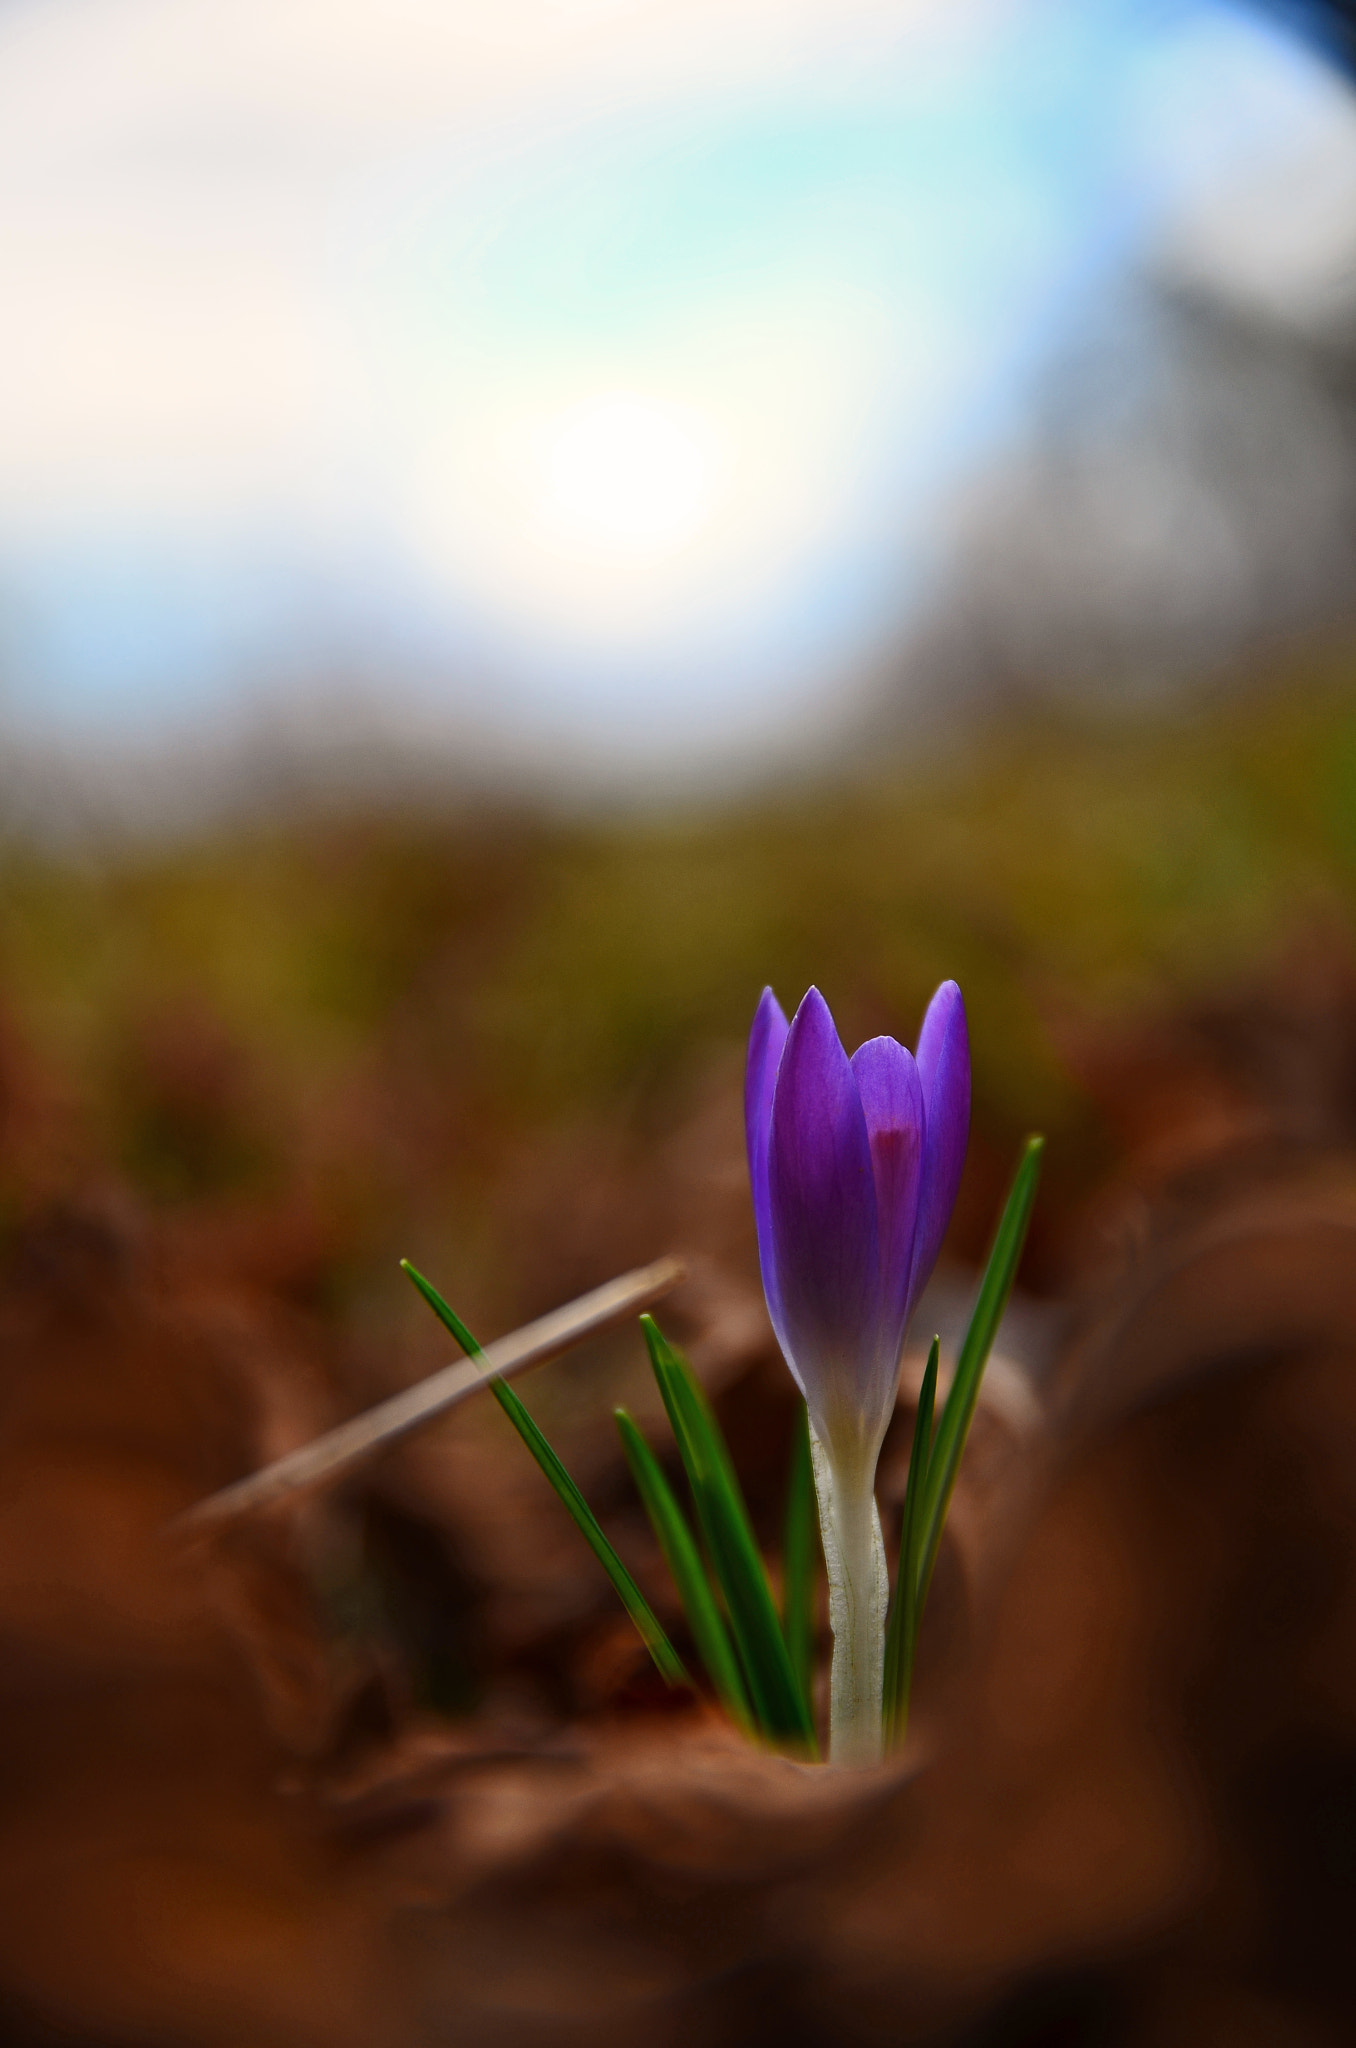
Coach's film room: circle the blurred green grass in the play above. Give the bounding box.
[1,677,1352,1341]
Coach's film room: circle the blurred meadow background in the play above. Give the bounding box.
[6,1,1356,2042]
[4,0,1356,1327]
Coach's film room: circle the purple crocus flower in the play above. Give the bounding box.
[745,981,970,1762]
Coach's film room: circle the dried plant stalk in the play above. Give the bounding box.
[175,1257,684,1534]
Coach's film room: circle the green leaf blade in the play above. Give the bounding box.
[916,1134,1044,1606]
[641,1315,816,1753]
[882,1334,938,1749]
[616,1408,752,1734]
[401,1260,689,1690]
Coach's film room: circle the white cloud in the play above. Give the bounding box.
[1132,8,1356,335]
[0,0,1015,580]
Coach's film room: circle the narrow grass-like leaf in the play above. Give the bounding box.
[615,1408,752,1733]
[401,1261,689,1689]
[640,1314,816,1752]
[916,1134,1044,1605]
[782,1400,818,1713]
[881,1336,938,1749]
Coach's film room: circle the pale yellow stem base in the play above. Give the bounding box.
[808,1422,888,1767]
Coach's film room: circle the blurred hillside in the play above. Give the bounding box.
[3,665,1356,1375]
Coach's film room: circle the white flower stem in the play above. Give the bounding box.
[808,1422,888,1767]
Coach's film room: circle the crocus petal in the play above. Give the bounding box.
[768,988,880,1433]
[911,979,971,1297]
[850,1035,924,1347]
[744,985,790,1346]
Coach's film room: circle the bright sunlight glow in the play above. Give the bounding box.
[536,393,718,559]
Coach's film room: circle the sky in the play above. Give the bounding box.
[1,0,1354,781]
